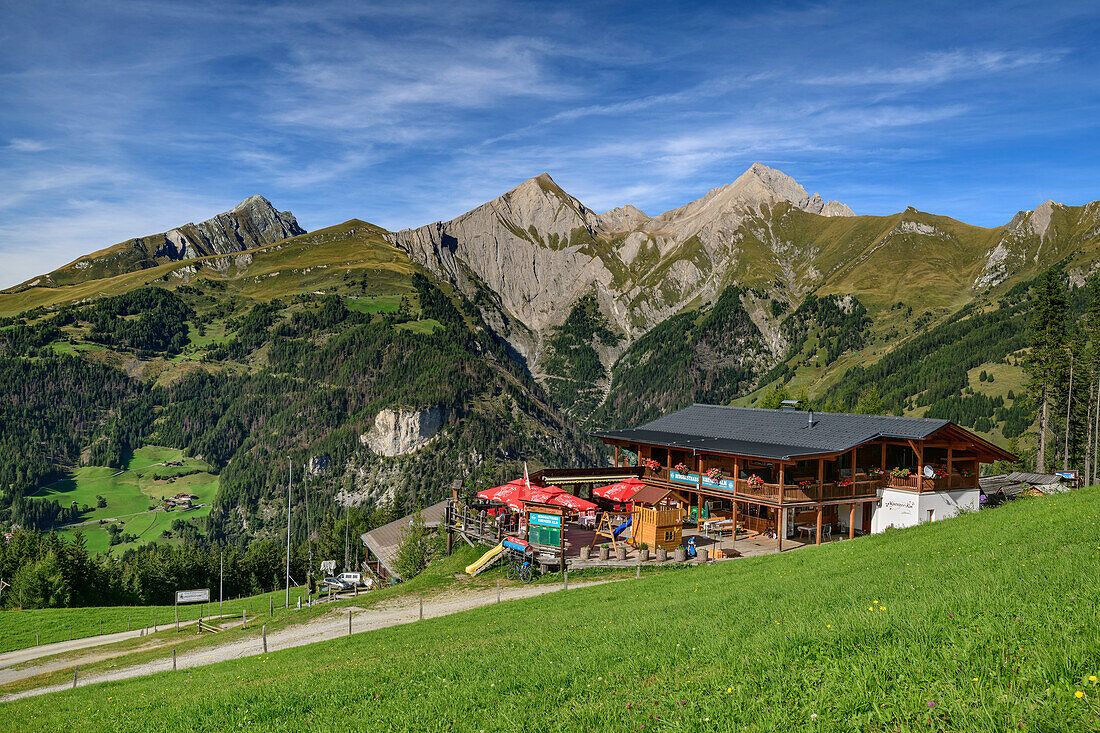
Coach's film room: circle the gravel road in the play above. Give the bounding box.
[0,576,620,701]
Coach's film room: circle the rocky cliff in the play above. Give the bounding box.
[12,195,305,290]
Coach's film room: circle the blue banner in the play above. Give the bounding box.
[529,512,562,528]
[670,470,736,493]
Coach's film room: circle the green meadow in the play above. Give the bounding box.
[3,486,1098,731]
[28,446,218,554]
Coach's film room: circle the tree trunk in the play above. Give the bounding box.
[1038,388,1048,473]
[1086,377,1094,487]
[1094,375,1100,485]
[1064,354,1074,471]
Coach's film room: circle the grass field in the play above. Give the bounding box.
[0,585,311,653]
[29,446,219,554]
[2,487,1097,730]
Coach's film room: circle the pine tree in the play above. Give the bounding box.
[393,507,433,580]
[1024,270,1068,472]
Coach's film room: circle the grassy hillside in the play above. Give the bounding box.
[29,446,218,554]
[4,485,1097,730]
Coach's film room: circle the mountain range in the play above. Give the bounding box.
[3,163,1099,542]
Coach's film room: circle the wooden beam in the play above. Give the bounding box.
[776,507,783,552]
[778,463,786,504]
[881,442,886,471]
[849,503,855,539]
[614,445,620,467]
[815,505,822,545]
[817,458,824,485]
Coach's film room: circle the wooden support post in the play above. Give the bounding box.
[731,501,738,551]
[817,458,824,498]
[849,503,856,539]
[776,507,784,552]
[947,447,953,485]
[172,649,177,671]
[262,624,267,653]
[778,463,786,503]
[614,445,620,467]
[881,442,886,471]
[815,505,822,545]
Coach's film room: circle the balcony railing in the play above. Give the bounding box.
[638,464,979,500]
[884,473,978,491]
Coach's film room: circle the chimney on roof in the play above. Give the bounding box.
[808,410,816,428]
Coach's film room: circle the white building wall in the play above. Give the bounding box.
[871,487,980,533]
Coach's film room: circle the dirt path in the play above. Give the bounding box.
[0,616,233,685]
[0,577,621,701]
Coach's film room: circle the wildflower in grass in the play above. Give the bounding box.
[811,713,818,721]
[1076,691,1084,699]
[927,701,935,708]
[1090,676,1098,683]
[972,678,979,682]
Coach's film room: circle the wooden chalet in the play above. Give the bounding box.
[593,404,1016,550]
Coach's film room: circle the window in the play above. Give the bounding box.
[664,530,675,542]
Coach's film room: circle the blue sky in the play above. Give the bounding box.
[2,0,1099,287]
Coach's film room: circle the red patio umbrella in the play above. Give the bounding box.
[592,476,646,503]
[476,478,527,502]
[548,492,598,513]
[525,486,564,504]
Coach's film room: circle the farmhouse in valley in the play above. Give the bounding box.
[592,403,1016,548]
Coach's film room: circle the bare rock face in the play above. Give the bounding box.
[359,407,446,457]
[392,164,857,358]
[17,195,306,290]
[161,194,306,260]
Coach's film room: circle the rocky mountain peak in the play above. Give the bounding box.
[596,204,651,233]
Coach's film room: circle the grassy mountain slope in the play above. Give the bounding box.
[0,221,597,546]
[5,484,1098,731]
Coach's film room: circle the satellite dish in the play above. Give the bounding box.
[923,465,935,478]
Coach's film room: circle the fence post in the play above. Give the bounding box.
[419,597,423,621]
[99,620,102,636]
[36,633,39,646]
[564,570,568,590]
[172,649,177,671]
[175,605,179,632]
[127,615,131,631]
[154,609,157,632]
[497,580,501,604]
[636,564,641,579]
[348,610,352,636]
[73,666,78,689]
[269,596,273,617]
[69,623,72,641]
[262,624,267,654]
[242,610,246,630]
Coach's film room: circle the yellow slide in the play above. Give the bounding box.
[466,542,505,576]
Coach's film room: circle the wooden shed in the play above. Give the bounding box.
[629,485,683,550]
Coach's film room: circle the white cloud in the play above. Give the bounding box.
[805,49,1066,86]
[6,139,51,153]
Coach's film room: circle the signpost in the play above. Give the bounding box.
[175,589,211,633]
[175,589,211,604]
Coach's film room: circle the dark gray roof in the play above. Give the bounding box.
[593,404,951,461]
[361,500,449,580]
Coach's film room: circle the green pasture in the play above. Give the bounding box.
[29,446,218,554]
[3,485,1097,730]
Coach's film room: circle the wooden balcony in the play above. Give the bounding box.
[883,473,978,491]
[640,467,881,504]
